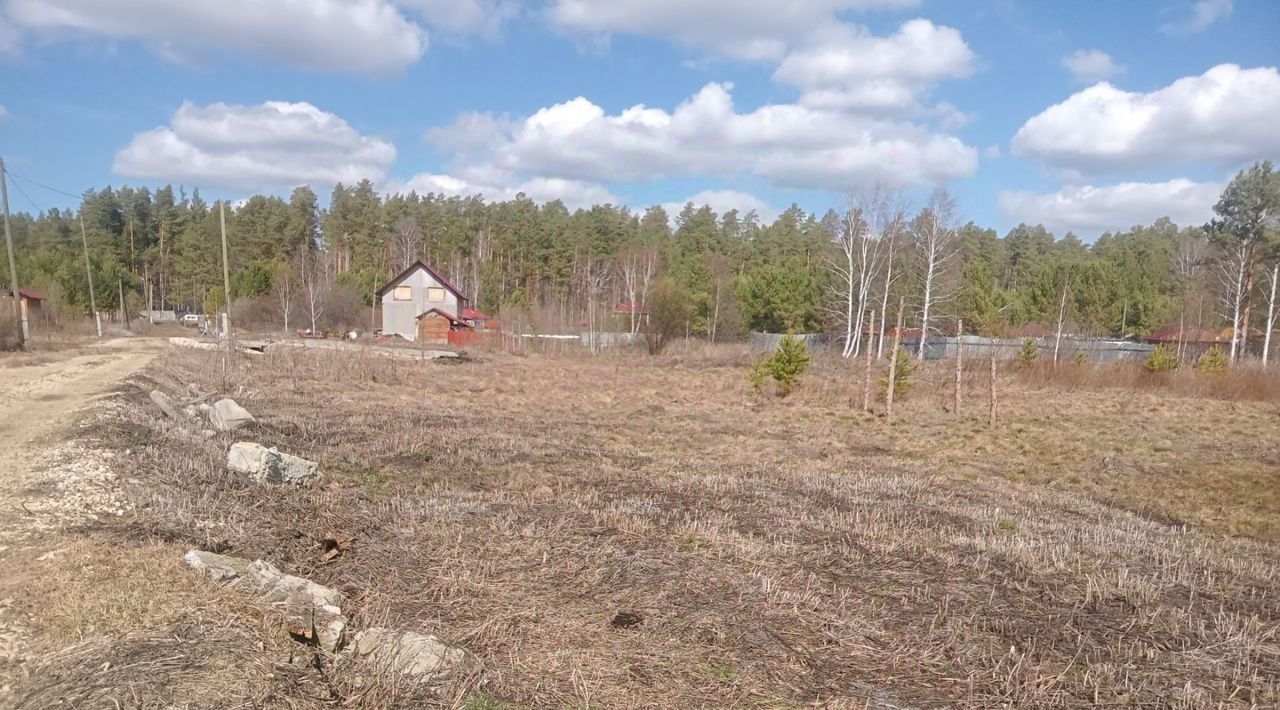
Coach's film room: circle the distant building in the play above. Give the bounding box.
[0,285,43,315]
[375,261,470,343]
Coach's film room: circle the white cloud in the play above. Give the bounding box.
[3,0,428,73]
[390,173,619,209]
[997,178,1222,234]
[0,104,7,120]
[1160,0,1232,36]
[398,0,517,38]
[114,101,396,191]
[1012,64,1280,174]
[548,0,919,61]
[773,19,974,111]
[663,189,779,223]
[426,82,978,192]
[1061,49,1124,83]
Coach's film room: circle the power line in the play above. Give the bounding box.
[4,169,83,201]
[6,174,42,213]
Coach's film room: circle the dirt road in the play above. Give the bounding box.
[0,337,164,684]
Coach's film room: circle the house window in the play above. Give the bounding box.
[393,286,412,301]
[426,287,446,302]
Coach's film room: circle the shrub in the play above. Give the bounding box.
[878,346,917,399]
[1195,345,1229,375]
[1073,350,1088,367]
[749,334,810,396]
[1144,344,1180,373]
[1016,338,1039,366]
[644,278,690,355]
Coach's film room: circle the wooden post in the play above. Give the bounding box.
[0,156,29,349]
[885,297,904,426]
[219,202,233,390]
[862,309,875,412]
[79,217,101,337]
[954,319,963,416]
[988,348,997,429]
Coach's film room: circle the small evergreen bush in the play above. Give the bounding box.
[878,346,917,399]
[1195,345,1228,375]
[1144,344,1180,373]
[750,334,810,396]
[1016,338,1039,366]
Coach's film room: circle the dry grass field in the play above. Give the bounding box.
[11,343,1280,708]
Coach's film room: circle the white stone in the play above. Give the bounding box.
[227,442,323,486]
[347,628,474,678]
[209,398,255,432]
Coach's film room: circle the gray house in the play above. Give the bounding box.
[376,261,469,342]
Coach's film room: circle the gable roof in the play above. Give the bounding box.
[376,260,468,302]
[415,307,468,327]
[0,286,43,301]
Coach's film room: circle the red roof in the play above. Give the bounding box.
[461,307,489,320]
[614,300,646,314]
[376,261,468,302]
[1144,326,1231,343]
[0,286,42,301]
[414,307,469,327]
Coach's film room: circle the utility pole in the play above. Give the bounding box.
[219,201,233,338]
[1,157,30,349]
[80,216,102,337]
[219,201,233,390]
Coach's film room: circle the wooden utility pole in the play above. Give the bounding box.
[219,202,233,389]
[145,263,154,325]
[988,349,997,429]
[885,297,904,426]
[220,201,233,338]
[79,217,101,337]
[862,309,875,412]
[953,319,963,416]
[0,157,30,349]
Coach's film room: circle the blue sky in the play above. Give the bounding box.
[1,0,1278,237]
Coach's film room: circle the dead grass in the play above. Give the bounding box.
[16,343,1280,708]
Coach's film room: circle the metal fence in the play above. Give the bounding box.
[906,335,1153,363]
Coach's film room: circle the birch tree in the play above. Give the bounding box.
[274,261,296,332]
[1208,161,1279,363]
[831,191,893,358]
[1263,257,1278,368]
[912,188,958,359]
[296,247,325,334]
[617,243,657,335]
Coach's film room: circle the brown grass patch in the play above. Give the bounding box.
[37,343,1274,708]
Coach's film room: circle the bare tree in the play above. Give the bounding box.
[296,247,325,334]
[617,243,657,335]
[831,188,901,359]
[1052,277,1071,364]
[1218,241,1250,364]
[876,205,907,360]
[581,256,612,354]
[274,261,296,332]
[913,187,958,359]
[1263,258,1278,368]
[392,216,423,272]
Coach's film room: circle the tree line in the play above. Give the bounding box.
[5,161,1278,361]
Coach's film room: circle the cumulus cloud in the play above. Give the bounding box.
[663,189,780,223]
[398,0,517,38]
[1159,0,1232,36]
[1061,49,1124,84]
[2,0,428,73]
[997,178,1222,234]
[1012,64,1280,174]
[773,19,974,111]
[426,82,978,192]
[390,172,618,209]
[114,101,396,191]
[549,0,919,61]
